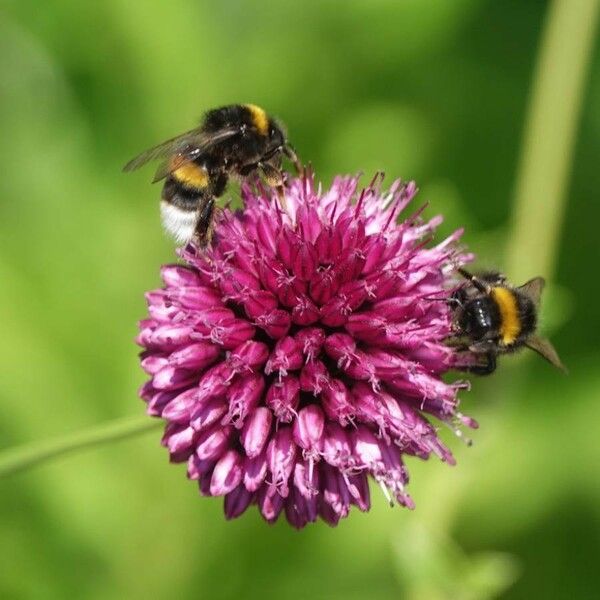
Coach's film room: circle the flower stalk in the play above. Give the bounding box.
[507,0,600,279]
[0,415,160,477]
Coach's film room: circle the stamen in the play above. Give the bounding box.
[377,478,394,507]
[442,417,473,447]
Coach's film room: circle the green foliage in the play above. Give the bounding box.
[1,1,599,598]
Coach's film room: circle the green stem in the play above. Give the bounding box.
[507,0,600,280]
[0,415,161,477]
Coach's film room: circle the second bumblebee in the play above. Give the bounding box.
[449,268,565,375]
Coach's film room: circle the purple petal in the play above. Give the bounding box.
[190,397,227,432]
[294,327,326,362]
[241,407,273,458]
[195,425,232,460]
[161,265,202,288]
[229,340,270,372]
[225,373,265,428]
[320,379,355,425]
[243,451,268,492]
[255,309,291,339]
[266,427,297,497]
[299,360,330,395]
[264,336,303,377]
[257,485,285,523]
[293,405,325,453]
[265,375,300,423]
[168,342,221,370]
[224,485,253,519]
[210,449,243,496]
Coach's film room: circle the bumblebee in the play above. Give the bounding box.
[449,268,565,375]
[123,104,300,246]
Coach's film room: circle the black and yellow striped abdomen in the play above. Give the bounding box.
[161,159,211,213]
[489,286,521,346]
[170,160,210,190]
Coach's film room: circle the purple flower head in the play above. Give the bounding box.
[138,172,477,528]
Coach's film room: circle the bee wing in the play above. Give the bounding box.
[123,127,204,172]
[122,126,240,178]
[525,335,567,372]
[151,151,201,184]
[518,276,545,307]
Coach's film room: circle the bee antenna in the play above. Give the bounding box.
[457,268,488,293]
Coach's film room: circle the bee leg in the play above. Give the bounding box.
[466,340,498,375]
[239,159,284,205]
[284,144,303,175]
[260,144,284,162]
[444,335,470,349]
[444,296,464,310]
[258,142,301,174]
[240,157,278,179]
[257,162,288,211]
[193,197,215,248]
[466,352,497,376]
[449,337,498,375]
[456,268,490,294]
[238,163,257,177]
[259,162,284,187]
[452,350,497,375]
[212,171,229,198]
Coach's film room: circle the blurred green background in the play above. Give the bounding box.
[1,1,599,598]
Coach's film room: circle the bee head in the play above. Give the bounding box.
[459,297,496,341]
[269,121,286,147]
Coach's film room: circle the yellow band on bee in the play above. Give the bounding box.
[490,287,521,345]
[244,103,269,136]
[172,162,209,188]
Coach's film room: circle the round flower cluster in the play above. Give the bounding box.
[138,173,476,527]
